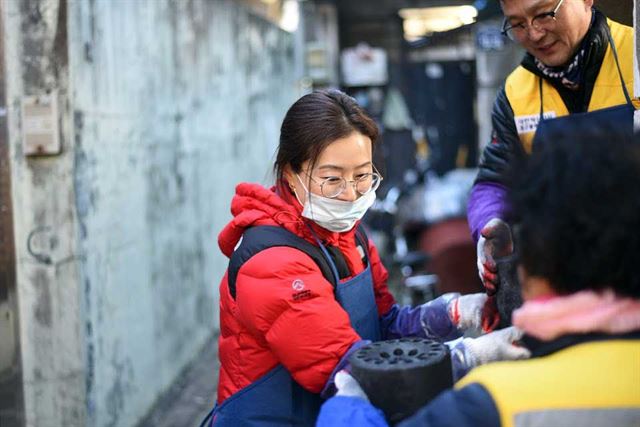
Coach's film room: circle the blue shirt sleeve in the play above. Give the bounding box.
[316,396,389,427]
[398,384,500,427]
[317,384,500,427]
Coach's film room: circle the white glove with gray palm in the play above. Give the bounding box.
[461,326,530,366]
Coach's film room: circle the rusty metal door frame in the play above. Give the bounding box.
[0,0,23,425]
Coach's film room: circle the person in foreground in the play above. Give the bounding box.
[317,130,640,427]
[206,90,527,426]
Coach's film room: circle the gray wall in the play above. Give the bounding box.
[5,0,297,426]
[4,0,85,425]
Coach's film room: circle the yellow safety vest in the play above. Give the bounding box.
[456,340,640,427]
[505,19,637,153]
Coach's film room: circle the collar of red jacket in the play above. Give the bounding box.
[217,181,359,257]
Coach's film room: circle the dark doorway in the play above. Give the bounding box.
[406,59,477,175]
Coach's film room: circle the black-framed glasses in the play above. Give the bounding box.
[306,167,383,199]
[501,0,564,41]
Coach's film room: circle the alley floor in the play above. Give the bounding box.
[138,335,219,427]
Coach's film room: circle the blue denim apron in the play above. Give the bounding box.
[323,230,382,342]
[203,229,380,426]
[533,29,635,147]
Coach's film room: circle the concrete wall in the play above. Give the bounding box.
[4,1,85,426]
[5,0,297,426]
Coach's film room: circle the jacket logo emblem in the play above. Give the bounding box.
[291,279,312,301]
[292,279,305,291]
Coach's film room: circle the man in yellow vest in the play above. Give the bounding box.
[469,0,637,300]
[316,127,640,427]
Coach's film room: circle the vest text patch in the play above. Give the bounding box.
[514,111,557,135]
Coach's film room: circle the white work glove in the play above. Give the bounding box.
[334,370,369,402]
[448,293,494,334]
[477,218,514,295]
[462,326,530,367]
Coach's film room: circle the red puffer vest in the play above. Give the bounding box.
[216,182,395,403]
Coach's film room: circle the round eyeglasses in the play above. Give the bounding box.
[501,0,564,41]
[306,170,383,199]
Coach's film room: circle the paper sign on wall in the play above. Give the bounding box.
[21,91,61,156]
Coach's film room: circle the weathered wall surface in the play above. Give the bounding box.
[4,0,85,426]
[6,0,297,426]
[68,1,297,426]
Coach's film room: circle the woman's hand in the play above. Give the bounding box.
[335,370,369,401]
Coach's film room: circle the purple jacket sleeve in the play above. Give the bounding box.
[379,296,461,343]
[467,182,509,242]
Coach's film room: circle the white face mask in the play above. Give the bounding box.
[295,174,376,232]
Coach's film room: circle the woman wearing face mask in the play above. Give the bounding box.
[207,90,528,427]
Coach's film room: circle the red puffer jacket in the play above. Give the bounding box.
[216,182,396,403]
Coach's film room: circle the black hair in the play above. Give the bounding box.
[274,90,379,186]
[508,129,640,298]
